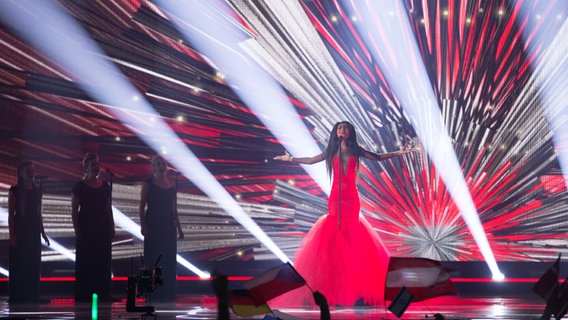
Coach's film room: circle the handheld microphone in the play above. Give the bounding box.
[338,135,344,141]
[168,169,181,175]
[404,135,412,145]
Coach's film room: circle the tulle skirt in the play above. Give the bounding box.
[269,213,389,307]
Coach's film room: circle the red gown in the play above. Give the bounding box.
[270,156,389,307]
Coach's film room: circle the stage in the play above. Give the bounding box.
[2,1,568,319]
[0,260,562,319]
[0,295,551,319]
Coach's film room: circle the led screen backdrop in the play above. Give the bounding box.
[1,0,568,273]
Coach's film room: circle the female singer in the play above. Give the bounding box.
[272,121,417,307]
[71,152,115,302]
[8,160,49,304]
[139,155,184,301]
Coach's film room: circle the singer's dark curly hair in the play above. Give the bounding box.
[323,121,361,178]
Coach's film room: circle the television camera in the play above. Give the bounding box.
[126,255,163,318]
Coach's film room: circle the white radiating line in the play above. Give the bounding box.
[0,207,76,274]
[44,236,76,261]
[517,1,568,189]
[112,206,210,278]
[343,0,503,279]
[0,0,289,269]
[154,0,330,194]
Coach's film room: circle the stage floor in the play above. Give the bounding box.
[0,295,554,319]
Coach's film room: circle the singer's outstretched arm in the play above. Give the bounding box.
[360,147,414,161]
[273,152,325,164]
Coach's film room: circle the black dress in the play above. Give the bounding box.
[143,179,177,301]
[72,181,113,302]
[9,185,42,304]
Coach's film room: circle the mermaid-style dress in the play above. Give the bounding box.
[270,156,389,307]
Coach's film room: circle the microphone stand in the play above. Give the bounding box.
[36,176,44,216]
[36,176,46,245]
[173,170,178,221]
[172,171,178,193]
[107,170,114,243]
[107,170,114,200]
[171,170,179,239]
[107,170,114,233]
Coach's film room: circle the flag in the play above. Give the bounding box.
[385,257,458,302]
[242,262,306,306]
[533,254,561,302]
[553,278,568,320]
[229,289,272,317]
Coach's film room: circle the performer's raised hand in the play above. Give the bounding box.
[273,151,293,162]
[401,135,420,154]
